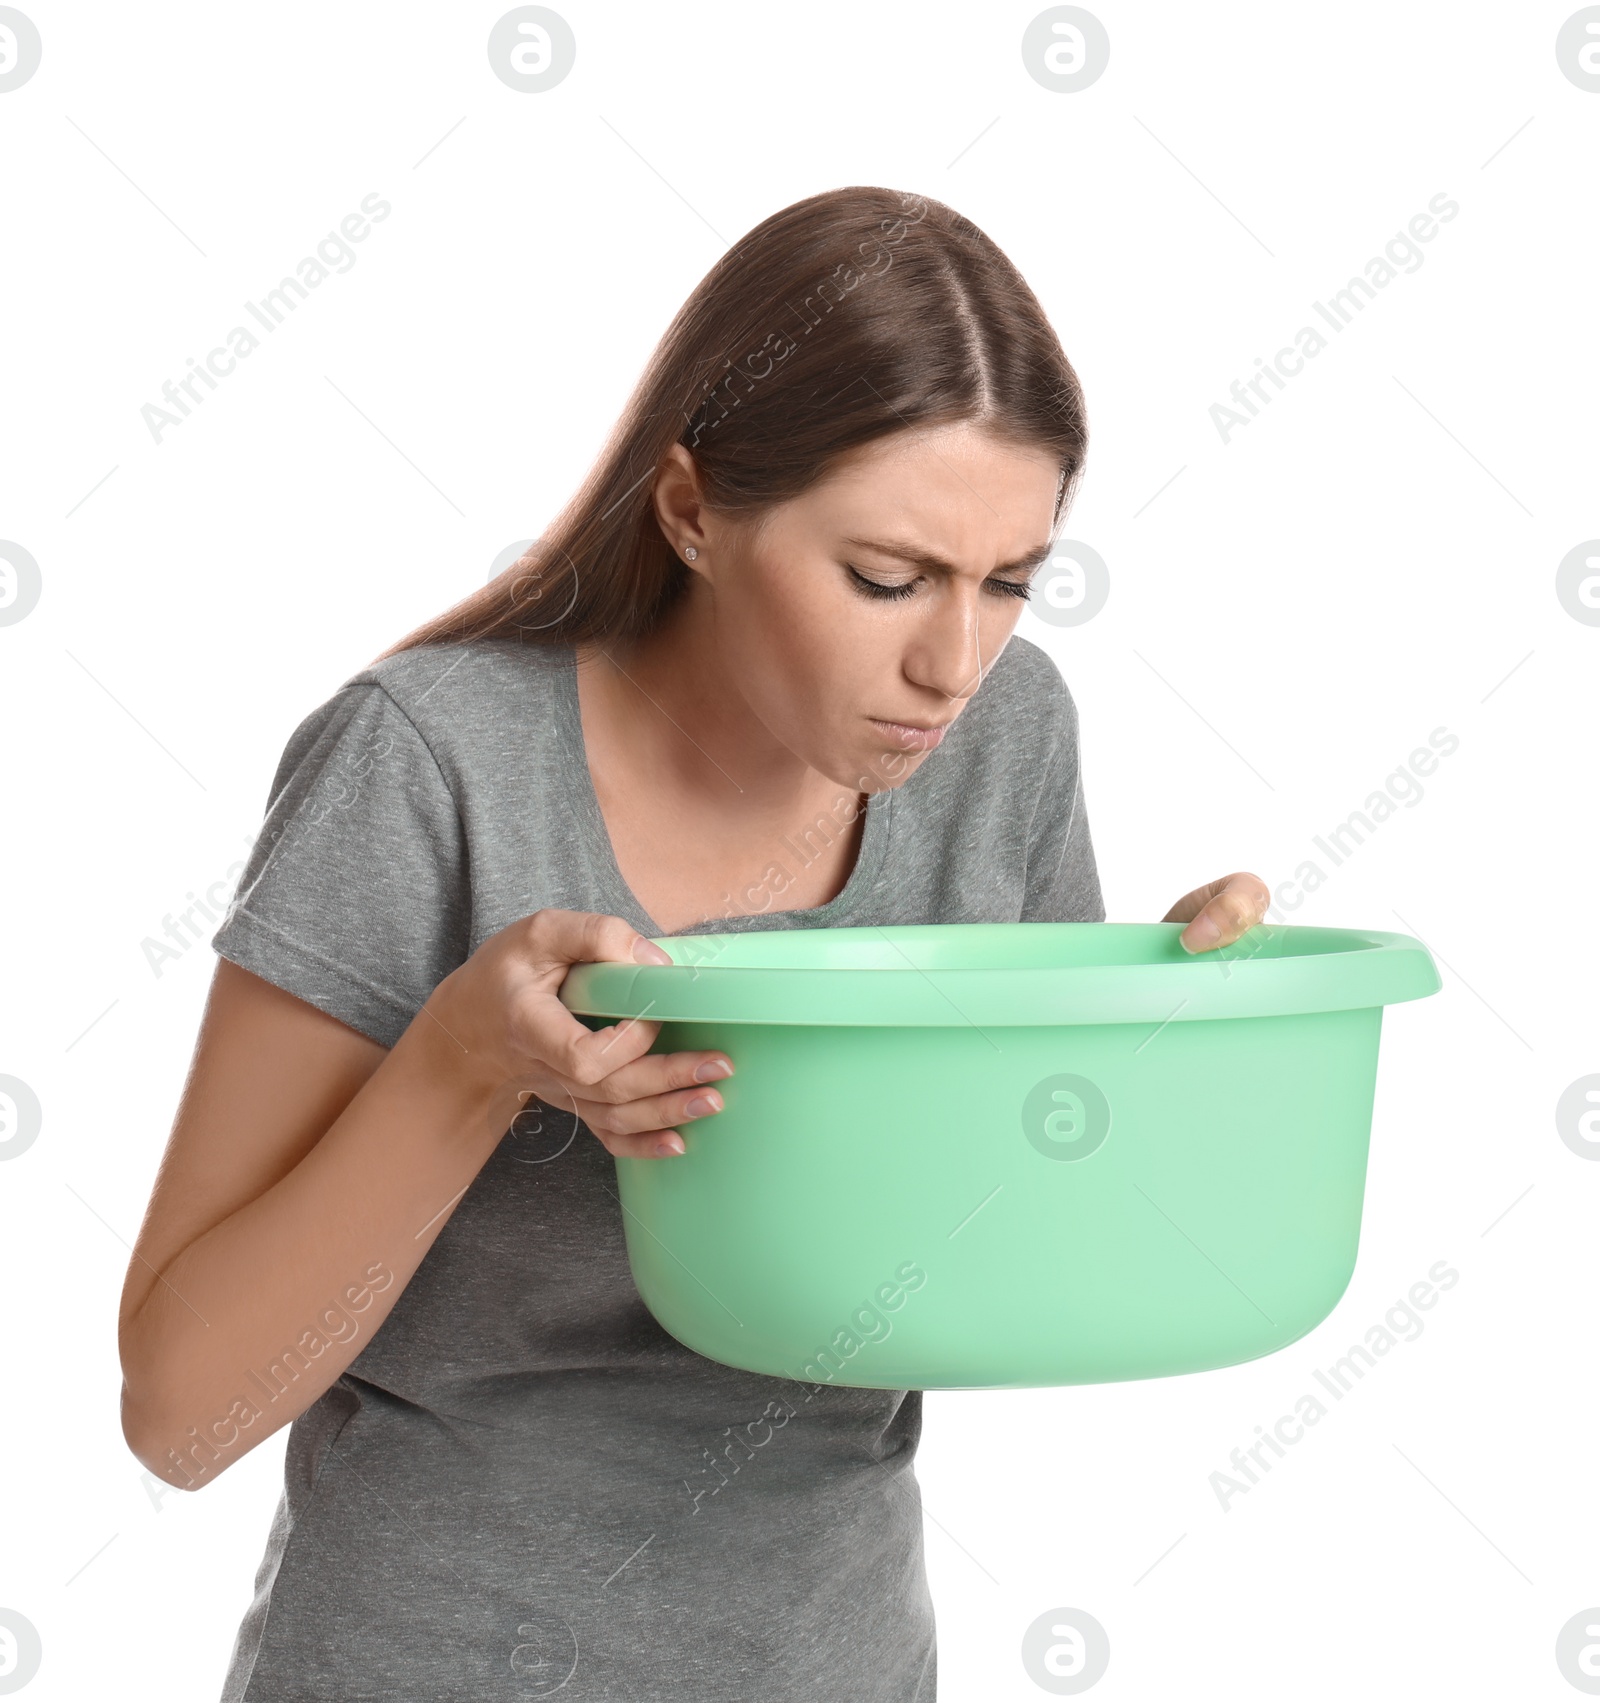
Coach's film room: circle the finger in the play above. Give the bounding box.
[1161,878,1225,926]
[525,908,673,975]
[506,1085,689,1161]
[1178,874,1270,952]
[512,991,662,1093]
[566,1043,734,1107]
[1165,872,1273,929]
[588,1124,690,1161]
[574,1009,668,1080]
[573,1080,725,1140]
[508,910,674,1088]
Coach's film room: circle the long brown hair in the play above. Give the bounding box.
[376,185,1088,660]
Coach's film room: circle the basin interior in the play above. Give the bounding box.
[657,920,1379,973]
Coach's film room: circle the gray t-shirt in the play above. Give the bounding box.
[210,632,1104,1702]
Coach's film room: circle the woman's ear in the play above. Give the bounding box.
[652,443,712,576]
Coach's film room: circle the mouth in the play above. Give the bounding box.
[867,715,949,752]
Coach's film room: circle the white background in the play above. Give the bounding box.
[1,2,1596,1698]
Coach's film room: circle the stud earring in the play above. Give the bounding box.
[684,547,698,561]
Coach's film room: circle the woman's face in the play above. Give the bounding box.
[669,422,1065,794]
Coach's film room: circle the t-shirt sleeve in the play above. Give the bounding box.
[211,679,473,1049]
[1019,671,1107,923]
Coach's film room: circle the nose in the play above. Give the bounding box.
[902,581,991,707]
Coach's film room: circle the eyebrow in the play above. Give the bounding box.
[839,535,1056,577]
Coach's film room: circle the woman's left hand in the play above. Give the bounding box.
[1163,871,1271,953]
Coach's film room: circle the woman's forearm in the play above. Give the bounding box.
[120,997,514,1489]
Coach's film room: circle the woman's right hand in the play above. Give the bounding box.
[426,908,733,1159]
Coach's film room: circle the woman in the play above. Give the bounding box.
[118,186,1267,1701]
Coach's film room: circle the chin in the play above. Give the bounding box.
[796,718,932,794]
[825,740,926,794]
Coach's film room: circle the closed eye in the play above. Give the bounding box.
[846,564,918,601]
[846,565,1033,602]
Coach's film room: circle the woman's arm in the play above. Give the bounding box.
[118,956,505,1489]
[119,911,733,1490]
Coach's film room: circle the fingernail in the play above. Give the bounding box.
[694,1058,732,1082]
[684,1093,720,1118]
[1181,914,1221,953]
[633,937,673,965]
[655,1134,685,1156]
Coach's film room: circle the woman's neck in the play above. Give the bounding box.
[572,589,867,932]
[576,583,823,814]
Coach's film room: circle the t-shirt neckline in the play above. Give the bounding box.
[553,648,893,941]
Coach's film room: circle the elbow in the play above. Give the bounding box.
[119,1307,245,1492]
[119,1382,238,1493]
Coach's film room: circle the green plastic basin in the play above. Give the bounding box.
[558,920,1441,1390]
